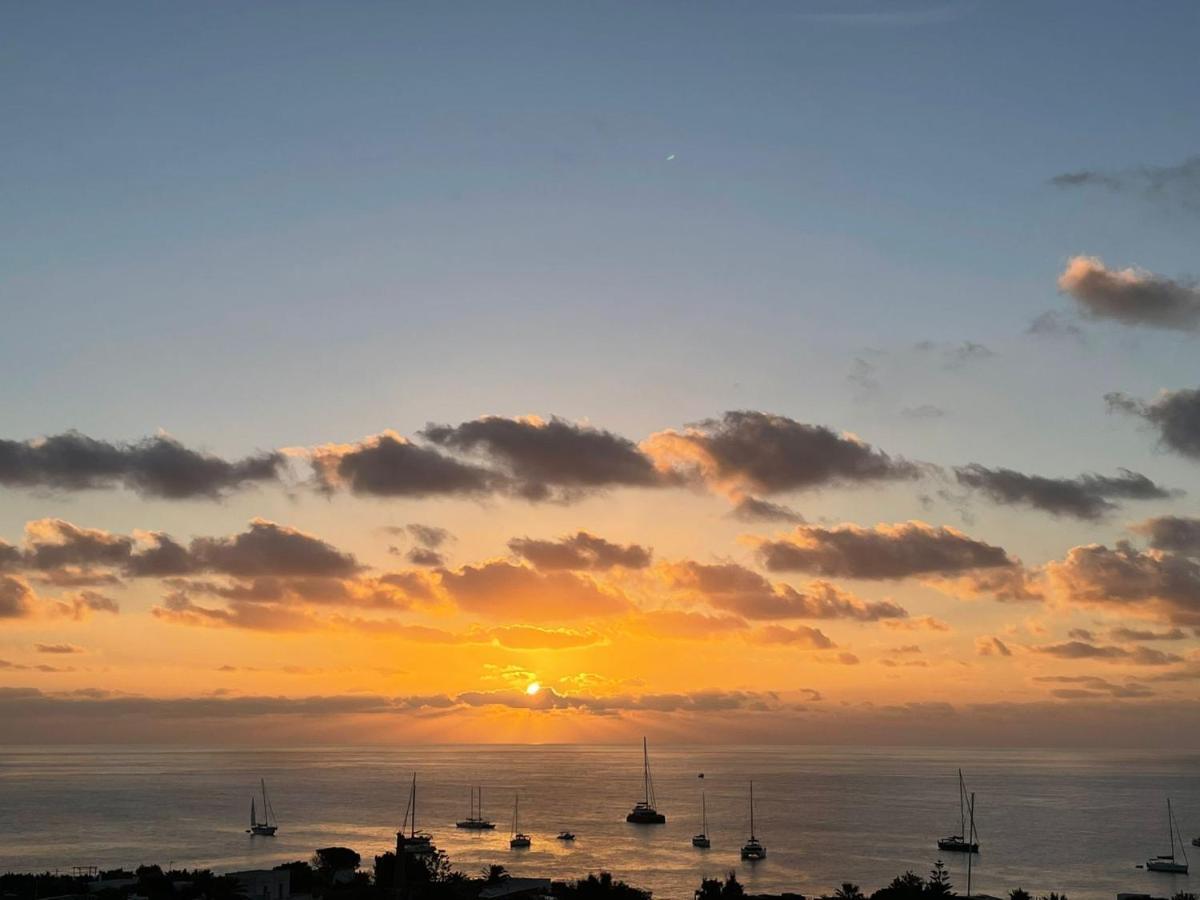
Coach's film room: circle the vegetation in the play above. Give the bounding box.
[696,871,745,900]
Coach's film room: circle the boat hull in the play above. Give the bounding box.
[510,837,531,848]
[456,820,496,830]
[248,825,277,836]
[937,837,979,853]
[626,810,666,824]
[741,847,766,861]
[1146,859,1188,874]
[692,836,711,848]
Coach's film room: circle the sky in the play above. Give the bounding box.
[3,0,1200,746]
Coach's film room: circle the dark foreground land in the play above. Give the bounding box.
[1,848,1192,900]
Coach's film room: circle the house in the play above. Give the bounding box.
[478,877,553,900]
[229,869,291,900]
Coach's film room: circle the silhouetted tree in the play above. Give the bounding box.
[556,872,650,900]
[312,847,361,875]
[925,862,952,898]
[835,885,865,900]
[1039,894,1067,900]
[1009,890,1031,900]
[1172,893,1197,900]
[483,865,509,884]
[871,871,924,900]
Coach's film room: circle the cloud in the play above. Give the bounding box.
[1032,675,1155,700]
[729,497,805,523]
[508,532,652,571]
[954,464,1174,520]
[21,519,134,571]
[50,590,120,620]
[423,415,662,501]
[661,560,907,621]
[1032,640,1182,666]
[1045,541,1200,626]
[1107,388,1200,460]
[1026,311,1085,341]
[883,615,951,632]
[189,519,360,578]
[311,431,496,498]
[643,411,921,503]
[437,561,631,620]
[1058,256,1200,331]
[913,340,995,370]
[631,609,749,640]
[0,575,35,619]
[405,547,445,567]
[35,643,84,654]
[925,565,1043,603]
[401,524,453,548]
[1051,155,1200,215]
[976,636,1012,657]
[472,625,605,651]
[749,624,836,649]
[1132,516,1200,555]
[1108,626,1186,642]
[0,431,281,498]
[754,521,1013,579]
[900,404,947,421]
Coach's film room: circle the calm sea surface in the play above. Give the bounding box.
[0,746,1197,900]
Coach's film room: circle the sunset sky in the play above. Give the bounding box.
[4,0,1200,746]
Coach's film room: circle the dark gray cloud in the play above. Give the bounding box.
[35,643,84,654]
[402,524,452,548]
[0,432,282,498]
[1051,155,1200,215]
[312,432,496,498]
[1032,640,1182,666]
[1032,675,1155,700]
[22,520,134,571]
[125,533,195,577]
[914,340,994,370]
[508,532,652,571]
[1058,257,1200,331]
[189,519,360,578]
[756,521,1013,579]
[405,547,445,567]
[423,416,662,501]
[976,636,1012,657]
[663,560,907,621]
[1046,540,1200,626]
[1132,516,1200,555]
[438,561,631,620]
[0,576,34,619]
[0,541,20,571]
[730,497,805,523]
[1108,626,1186,642]
[954,464,1174,520]
[1026,310,1085,341]
[1107,388,1200,459]
[645,410,921,497]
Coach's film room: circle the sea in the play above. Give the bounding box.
[0,745,1197,900]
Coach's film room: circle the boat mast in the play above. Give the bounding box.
[643,737,650,805]
[250,796,256,828]
[702,791,707,835]
[1167,798,1175,860]
[411,773,417,838]
[966,791,975,897]
[749,781,756,840]
[261,779,270,826]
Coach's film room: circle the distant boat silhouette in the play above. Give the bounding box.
[740,780,766,860]
[1146,797,1189,873]
[937,769,980,853]
[400,772,435,855]
[626,737,666,824]
[456,786,496,830]
[692,784,711,848]
[556,830,576,841]
[246,779,277,836]
[510,793,531,848]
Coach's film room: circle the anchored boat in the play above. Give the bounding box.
[626,737,666,824]
[1146,798,1189,874]
[246,779,278,837]
[937,769,980,854]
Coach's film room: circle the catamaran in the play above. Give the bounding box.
[740,781,766,860]
[938,769,980,853]
[692,788,711,848]
[246,779,278,836]
[626,737,666,824]
[1146,798,1189,873]
[510,794,531,848]
[456,786,496,830]
[399,773,435,855]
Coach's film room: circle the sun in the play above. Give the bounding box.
[525,681,541,696]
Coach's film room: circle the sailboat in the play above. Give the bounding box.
[456,786,496,830]
[692,787,711,848]
[937,769,980,853]
[510,793,531,848]
[246,779,278,836]
[626,737,666,823]
[740,781,766,860]
[1146,798,1189,873]
[399,773,435,855]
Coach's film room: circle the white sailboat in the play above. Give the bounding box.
[1146,798,1189,873]
[456,786,496,830]
[626,737,666,824]
[938,769,980,853]
[246,779,278,836]
[740,781,766,861]
[692,787,711,848]
[510,793,531,848]
[399,772,435,855]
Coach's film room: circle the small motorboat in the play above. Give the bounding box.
[739,781,766,861]
[556,831,576,841]
[510,794,531,848]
